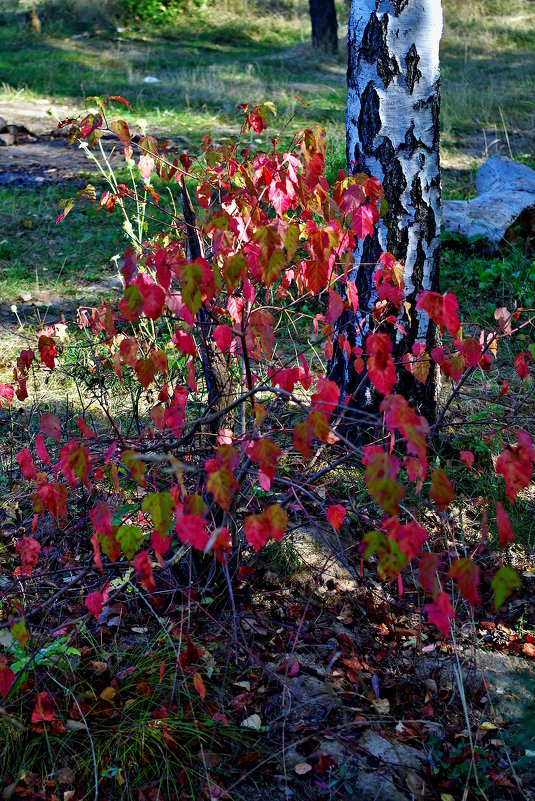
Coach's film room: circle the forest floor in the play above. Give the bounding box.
[0,2,534,800]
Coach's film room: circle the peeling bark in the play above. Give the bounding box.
[309,0,338,54]
[330,0,443,420]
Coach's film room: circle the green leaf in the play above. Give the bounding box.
[491,566,521,610]
[142,491,174,535]
[179,261,203,315]
[116,525,145,560]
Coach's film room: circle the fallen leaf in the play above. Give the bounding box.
[193,672,206,701]
[66,719,86,732]
[241,713,262,730]
[100,686,118,701]
[479,721,498,731]
[373,698,390,714]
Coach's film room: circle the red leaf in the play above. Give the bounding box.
[293,420,314,459]
[134,550,156,593]
[272,367,300,393]
[109,95,134,111]
[250,438,282,491]
[135,357,156,389]
[35,434,51,466]
[196,181,211,209]
[17,447,37,481]
[244,505,288,551]
[514,352,530,381]
[326,290,344,323]
[304,260,329,294]
[36,482,67,518]
[429,468,455,511]
[456,337,481,369]
[193,672,206,701]
[0,384,14,407]
[209,526,232,562]
[177,515,209,551]
[402,342,430,385]
[366,333,396,395]
[496,431,534,503]
[416,291,460,338]
[91,502,112,538]
[31,692,56,723]
[16,537,41,577]
[76,416,96,439]
[496,501,514,548]
[0,656,15,699]
[311,377,340,418]
[424,591,455,637]
[326,504,346,532]
[346,280,359,313]
[268,177,293,217]
[133,273,166,320]
[385,518,427,560]
[205,447,240,511]
[352,204,375,239]
[40,412,61,442]
[449,558,481,606]
[85,591,104,620]
[178,636,203,669]
[460,450,474,469]
[59,440,91,489]
[38,335,57,369]
[110,119,131,146]
[173,329,196,358]
[380,394,429,481]
[362,446,404,515]
[213,324,232,353]
[419,552,440,594]
[364,176,384,202]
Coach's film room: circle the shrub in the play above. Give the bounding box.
[0,96,533,701]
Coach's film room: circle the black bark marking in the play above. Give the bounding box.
[375,140,409,259]
[390,0,410,14]
[357,81,381,155]
[405,43,422,93]
[361,13,400,86]
[410,174,437,248]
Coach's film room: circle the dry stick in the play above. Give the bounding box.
[432,310,516,433]
[0,563,93,631]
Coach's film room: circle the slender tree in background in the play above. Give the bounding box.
[329,0,443,419]
[309,0,338,53]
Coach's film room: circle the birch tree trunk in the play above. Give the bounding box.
[309,0,338,54]
[329,0,443,420]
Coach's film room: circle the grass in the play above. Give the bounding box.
[0,183,121,302]
[0,0,533,304]
[0,624,246,800]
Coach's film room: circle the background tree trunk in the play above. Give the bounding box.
[329,0,443,420]
[309,0,338,54]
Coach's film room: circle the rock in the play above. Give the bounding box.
[358,730,424,770]
[0,117,7,133]
[442,155,535,249]
[0,133,14,147]
[352,771,408,801]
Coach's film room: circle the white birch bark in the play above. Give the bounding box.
[330,0,443,417]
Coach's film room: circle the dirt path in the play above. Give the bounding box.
[0,98,126,186]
